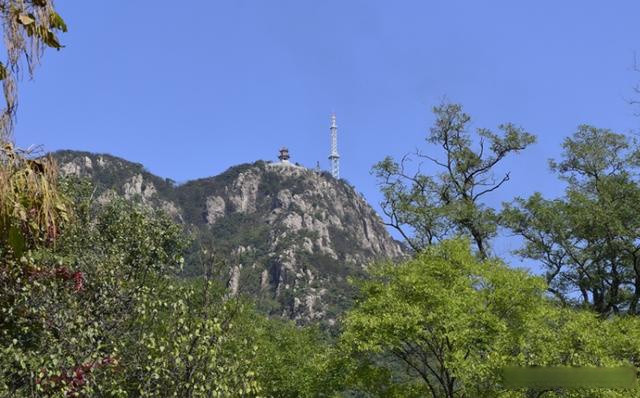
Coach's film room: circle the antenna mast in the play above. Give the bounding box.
[328,113,340,178]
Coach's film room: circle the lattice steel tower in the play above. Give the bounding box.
[328,113,340,178]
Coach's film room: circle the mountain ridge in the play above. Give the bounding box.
[50,149,405,325]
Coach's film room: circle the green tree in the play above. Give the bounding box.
[373,103,535,258]
[501,126,640,314]
[341,239,640,397]
[250,318,336,397]
[0,177,261,396]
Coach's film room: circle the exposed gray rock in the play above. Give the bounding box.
[205,196,226,224]
[260,269,270,290]
[60,161,82,176]
[97,189,117,205]
[228,170,260,213]
[160,200,182,221]
[83,156,93,169]
[122,174,157,202]
[228,264,242,296]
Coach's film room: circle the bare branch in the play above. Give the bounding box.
[472,172,510,201]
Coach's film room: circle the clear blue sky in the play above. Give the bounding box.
[13,1,640,266]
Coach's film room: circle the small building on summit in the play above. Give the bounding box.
[278,147,290,163]
[269,113,340,175]
[269,146,304,169]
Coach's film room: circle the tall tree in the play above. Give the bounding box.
[373,103,535,258]
[0,0,66,141]
[502,126,640,314]
[341,239,640,397]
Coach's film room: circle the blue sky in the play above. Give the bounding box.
[13,1,640,266]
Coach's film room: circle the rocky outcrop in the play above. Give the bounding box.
[227,170,261,213]
[123,174,157,201]
[205,196,226,224]
[51,150,184,222]
[192,161,404,324]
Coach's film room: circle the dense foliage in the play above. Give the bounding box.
[0,181,341,397]
[502,126,640,315]
[340,240,640,397]
[1,173,265,396]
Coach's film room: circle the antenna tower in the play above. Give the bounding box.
[328,113,340,178]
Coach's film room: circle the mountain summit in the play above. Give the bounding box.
[51,150,404,324]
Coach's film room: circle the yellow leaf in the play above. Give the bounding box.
[17,14,35,26]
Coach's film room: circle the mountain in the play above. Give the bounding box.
[50,150,405,325]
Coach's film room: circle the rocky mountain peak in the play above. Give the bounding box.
[50,150,405,324]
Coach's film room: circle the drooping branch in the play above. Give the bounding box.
[0,0,67,141]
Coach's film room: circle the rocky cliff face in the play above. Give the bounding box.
[51,151,404,324]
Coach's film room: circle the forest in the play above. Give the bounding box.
[2,1,640,397]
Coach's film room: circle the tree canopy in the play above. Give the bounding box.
[340,239,640,397]
[502,126,640,315]
[373,103,535,257]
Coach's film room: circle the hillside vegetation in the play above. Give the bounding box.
[50,151,404,325]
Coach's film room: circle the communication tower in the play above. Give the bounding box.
[328,113,340,178]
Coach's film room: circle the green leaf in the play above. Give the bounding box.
[40,29,63,49]
[8,226,25,257]
[49,12,67,32]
